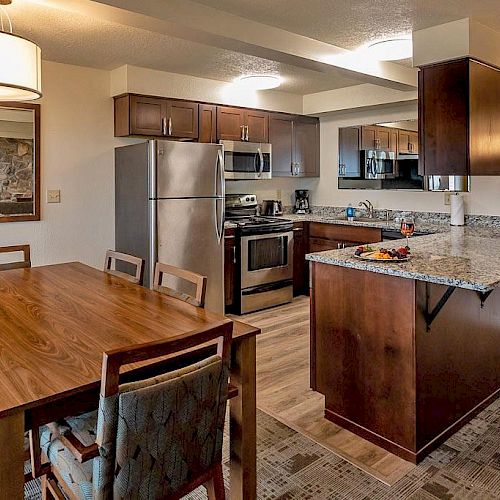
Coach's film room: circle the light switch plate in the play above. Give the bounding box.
[444,193,451,206]
[47,189,61,203]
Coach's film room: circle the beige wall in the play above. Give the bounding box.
[0,61,119,267]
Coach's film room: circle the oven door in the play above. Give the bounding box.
[222,140,272,180]
[240,230,293,289]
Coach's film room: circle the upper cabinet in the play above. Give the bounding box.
[198,104,217,143]
[398,130,418,154]
[114,95,199,140]
[269,113,320,177]
[361,125,397,150]
[217,106,269,142]
[419,58,500,176]
[338,126,361,178]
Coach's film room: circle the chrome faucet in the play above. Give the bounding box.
[358,200,375,218]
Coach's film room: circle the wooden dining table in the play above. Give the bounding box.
[0,262,260,500]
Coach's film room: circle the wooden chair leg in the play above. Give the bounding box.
[205,463,225,500]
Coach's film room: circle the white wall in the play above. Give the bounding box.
[0,61,117,268]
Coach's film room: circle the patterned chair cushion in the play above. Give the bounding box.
[44,354,229,500]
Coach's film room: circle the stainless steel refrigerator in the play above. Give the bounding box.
[115,140,225,313]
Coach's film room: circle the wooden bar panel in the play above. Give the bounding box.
[308,222,382,243]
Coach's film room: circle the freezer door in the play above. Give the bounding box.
[154,141,224,199]
[156,198,224,314]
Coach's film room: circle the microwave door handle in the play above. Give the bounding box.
[257,148,264,177]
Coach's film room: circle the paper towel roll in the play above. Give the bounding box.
[450,193,465,226]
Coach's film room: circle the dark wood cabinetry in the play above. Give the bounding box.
[293,222,309,296]
[361,125,397,151]
[217,106,269,142]
[114,94,199,139]
[308,223,382,250]
[269,113,320,177]
[224,228,236,310]
[398,129,418,154]
[338,126,361,177]
[199,104,217,143]
[419,58,500,176]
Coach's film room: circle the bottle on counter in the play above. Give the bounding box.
[346,203,355,222]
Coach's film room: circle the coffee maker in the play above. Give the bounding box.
[293,190,310,214]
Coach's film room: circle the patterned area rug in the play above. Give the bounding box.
[25,400,500,499]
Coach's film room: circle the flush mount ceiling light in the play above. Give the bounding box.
[365,38,412,61]
[234,75,282,90]
[0,0,42,100]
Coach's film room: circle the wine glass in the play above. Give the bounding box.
[400,216,415,247]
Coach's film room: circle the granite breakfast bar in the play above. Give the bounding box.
[307,227,500,463]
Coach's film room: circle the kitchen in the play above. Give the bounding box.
[0,1,499,499]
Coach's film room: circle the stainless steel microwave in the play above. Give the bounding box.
[221,140,272,180]
[364,149,397,179]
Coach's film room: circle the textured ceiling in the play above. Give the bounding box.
[5,2,363,95]
[194,0,500,50]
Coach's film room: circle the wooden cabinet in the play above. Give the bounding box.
[198,104,217,143]
[224,228,236,310]
[420,58,500,176]
[361,125,397,151]
[217,106,269,142]
[398,129,418,154]
[293,222,309,296]
[338,126,361,177]
[309,223,382,251]
[269,113,320,177]
[114,95,199,139]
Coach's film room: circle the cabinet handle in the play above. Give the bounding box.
[233,246,237,264]
[245,125,249,141]
[337,243,341,249]
[162,117,167,135]
[240,125,245,141]
[168,117,172,136]
[342,243,346,249]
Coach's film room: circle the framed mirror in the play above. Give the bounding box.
[0,102,40,222]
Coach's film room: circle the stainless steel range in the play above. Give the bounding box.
[226,194,293,314]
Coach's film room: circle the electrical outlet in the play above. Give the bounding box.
[444,193,451,206]
[47,189,61,203]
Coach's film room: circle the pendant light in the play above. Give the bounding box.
[0,0,42,100]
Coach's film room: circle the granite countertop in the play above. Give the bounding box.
[306,227,500,292]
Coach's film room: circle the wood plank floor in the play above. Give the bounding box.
[233,296,415,486]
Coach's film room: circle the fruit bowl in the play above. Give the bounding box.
[354,245,411,262]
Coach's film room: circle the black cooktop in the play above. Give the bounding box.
[228,216,293,235]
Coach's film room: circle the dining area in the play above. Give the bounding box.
[0,245,259,500]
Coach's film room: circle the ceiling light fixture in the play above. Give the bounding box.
[234,75,282,90]
[0,0,42,100]
[365,38,412,61]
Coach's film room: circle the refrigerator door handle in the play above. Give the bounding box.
[215,149,225,243]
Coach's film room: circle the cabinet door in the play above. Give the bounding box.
[361,126,377,149]
[130,95,166,136]
[398,130,411,154]
[269,113,294,176]
[408,131,418,154]
[390,128,399,153]
[294,117,320,177]
[224,233,236,309]
[293,224,308,296]
[245,109,269,142]
[217,106,245,141]
[199,104,217,143]
[339,126,361,177]
[309,237,343,253]
[376,127,391,150]
[166,101,199,139]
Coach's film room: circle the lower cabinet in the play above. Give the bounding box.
[224,228,236,310]
[293,222,309,296]
[308,223,382,252]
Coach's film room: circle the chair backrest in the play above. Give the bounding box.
[153,262,207,308]
[104,250,144,285]
[92,321,233,499]
[0,245,31,271]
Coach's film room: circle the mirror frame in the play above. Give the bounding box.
[0,102,41,223]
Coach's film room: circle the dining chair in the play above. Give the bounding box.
[40,321,233,499]
[0,244,31,271]
[153,262,207,307]
[104,249,144,285]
